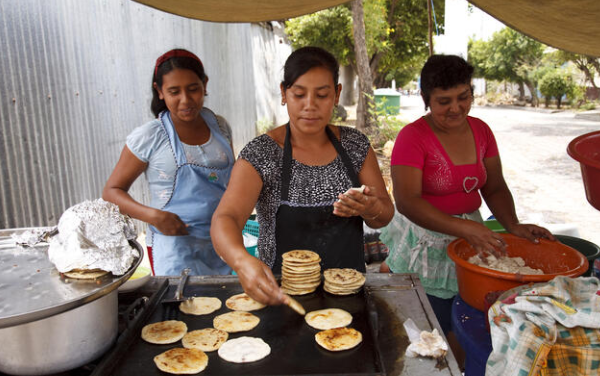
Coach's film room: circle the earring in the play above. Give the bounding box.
[281,100,286,106]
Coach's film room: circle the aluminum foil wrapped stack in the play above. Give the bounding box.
[48,199,139,275]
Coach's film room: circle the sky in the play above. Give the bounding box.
[434,0,505,58]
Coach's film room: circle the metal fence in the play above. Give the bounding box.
[0,0,290,229]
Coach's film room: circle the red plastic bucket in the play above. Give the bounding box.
[567,130,600,211]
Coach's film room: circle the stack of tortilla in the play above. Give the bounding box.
[280,250,322,295]
[323,268,365,295]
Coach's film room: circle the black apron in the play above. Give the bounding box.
[273,124,365,274]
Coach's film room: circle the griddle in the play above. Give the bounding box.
[95,277,386,376]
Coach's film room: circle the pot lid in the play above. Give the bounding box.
[0,228,142,328]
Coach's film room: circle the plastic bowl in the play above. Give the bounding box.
[567,130,600,211]
[447,233,588,311]
[118,266,151,292]
[555,234,600,276]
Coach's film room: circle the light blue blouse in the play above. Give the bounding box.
[126,108,231,211]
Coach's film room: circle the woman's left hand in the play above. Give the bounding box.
[333,185,380,219]
[507,223,556,243]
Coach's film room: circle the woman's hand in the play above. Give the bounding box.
[333,185,381,219]
[506,223,556,243]
[462,220,508,257]
[151,209,189,235]
[234,255,286,306]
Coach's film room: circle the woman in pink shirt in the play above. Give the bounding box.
[379,55,553,348]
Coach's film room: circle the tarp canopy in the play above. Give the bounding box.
[469,0,600,57]
[133,0,600,57]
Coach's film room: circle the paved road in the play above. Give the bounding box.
[398,95,600,248]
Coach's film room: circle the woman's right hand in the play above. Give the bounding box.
[462,220,507,257]
[151,209,189,235]
[234,255,286,306]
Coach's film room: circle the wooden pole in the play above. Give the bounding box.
[351,0,374,130]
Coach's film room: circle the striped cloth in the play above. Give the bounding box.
[487,276,600,376]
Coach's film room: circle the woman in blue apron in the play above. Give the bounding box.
[103,49,234,275]
[211,47,394,305]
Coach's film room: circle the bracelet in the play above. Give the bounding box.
[364,208,383,221]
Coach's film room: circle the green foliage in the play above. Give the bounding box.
[364,93,406,149]
[256,118,275,135]
[580,102,598,111]
[468,28,545,83]
[539,69,575,108]
[285,7,353,66]
[568,85,587,108]
[330,106,344,125]
[284,0,444,88]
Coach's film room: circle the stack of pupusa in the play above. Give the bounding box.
[280,250,322,295]
[323,268,365,295]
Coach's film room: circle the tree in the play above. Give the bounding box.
[468,28,545,106]
[285,0,444,89]
[539,69,575,109]
[552,51,599,99]
[352,0,375,130]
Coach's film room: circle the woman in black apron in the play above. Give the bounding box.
[211,47,394,305]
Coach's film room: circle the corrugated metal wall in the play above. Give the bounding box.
[0,0,290,229]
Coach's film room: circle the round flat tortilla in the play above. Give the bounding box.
[179,297,222,315]
[324,286,362,296]
[154,348,208,374]
[282,261,321,269]
[182,328,228,352]
[282,266,321,275]
[282,250,321,263]
[63,269,109,280]
[141,320,187,344]
[315,327,363,351]
[225,293,266,312]
[281,286,317,296]
[323,268,365,285]
[213,311,260,333]
[218,336,271,363]
[322,268,365,295]
[325,280,365,289]
[281,280,321,290]
[282,274,321,282]
[305,308,353,330]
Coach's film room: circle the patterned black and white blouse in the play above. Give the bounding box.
[239,126,371,268]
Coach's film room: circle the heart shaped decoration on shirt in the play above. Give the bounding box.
[463,177,479,193]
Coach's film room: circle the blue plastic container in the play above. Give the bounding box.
[243,219,259,257]
[451,295,493,376]
[233,219,260,276]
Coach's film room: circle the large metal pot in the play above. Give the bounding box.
[0,228,142,375]
[0,290,118,375]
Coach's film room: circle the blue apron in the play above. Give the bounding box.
[150,110,233,275]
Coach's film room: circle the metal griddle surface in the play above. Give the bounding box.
[110,280,384,376]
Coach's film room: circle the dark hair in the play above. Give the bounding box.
[151,49,208,117]
[420,55,474,109]
[281,46,339,91]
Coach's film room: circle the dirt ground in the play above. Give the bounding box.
[354,95,600,248]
